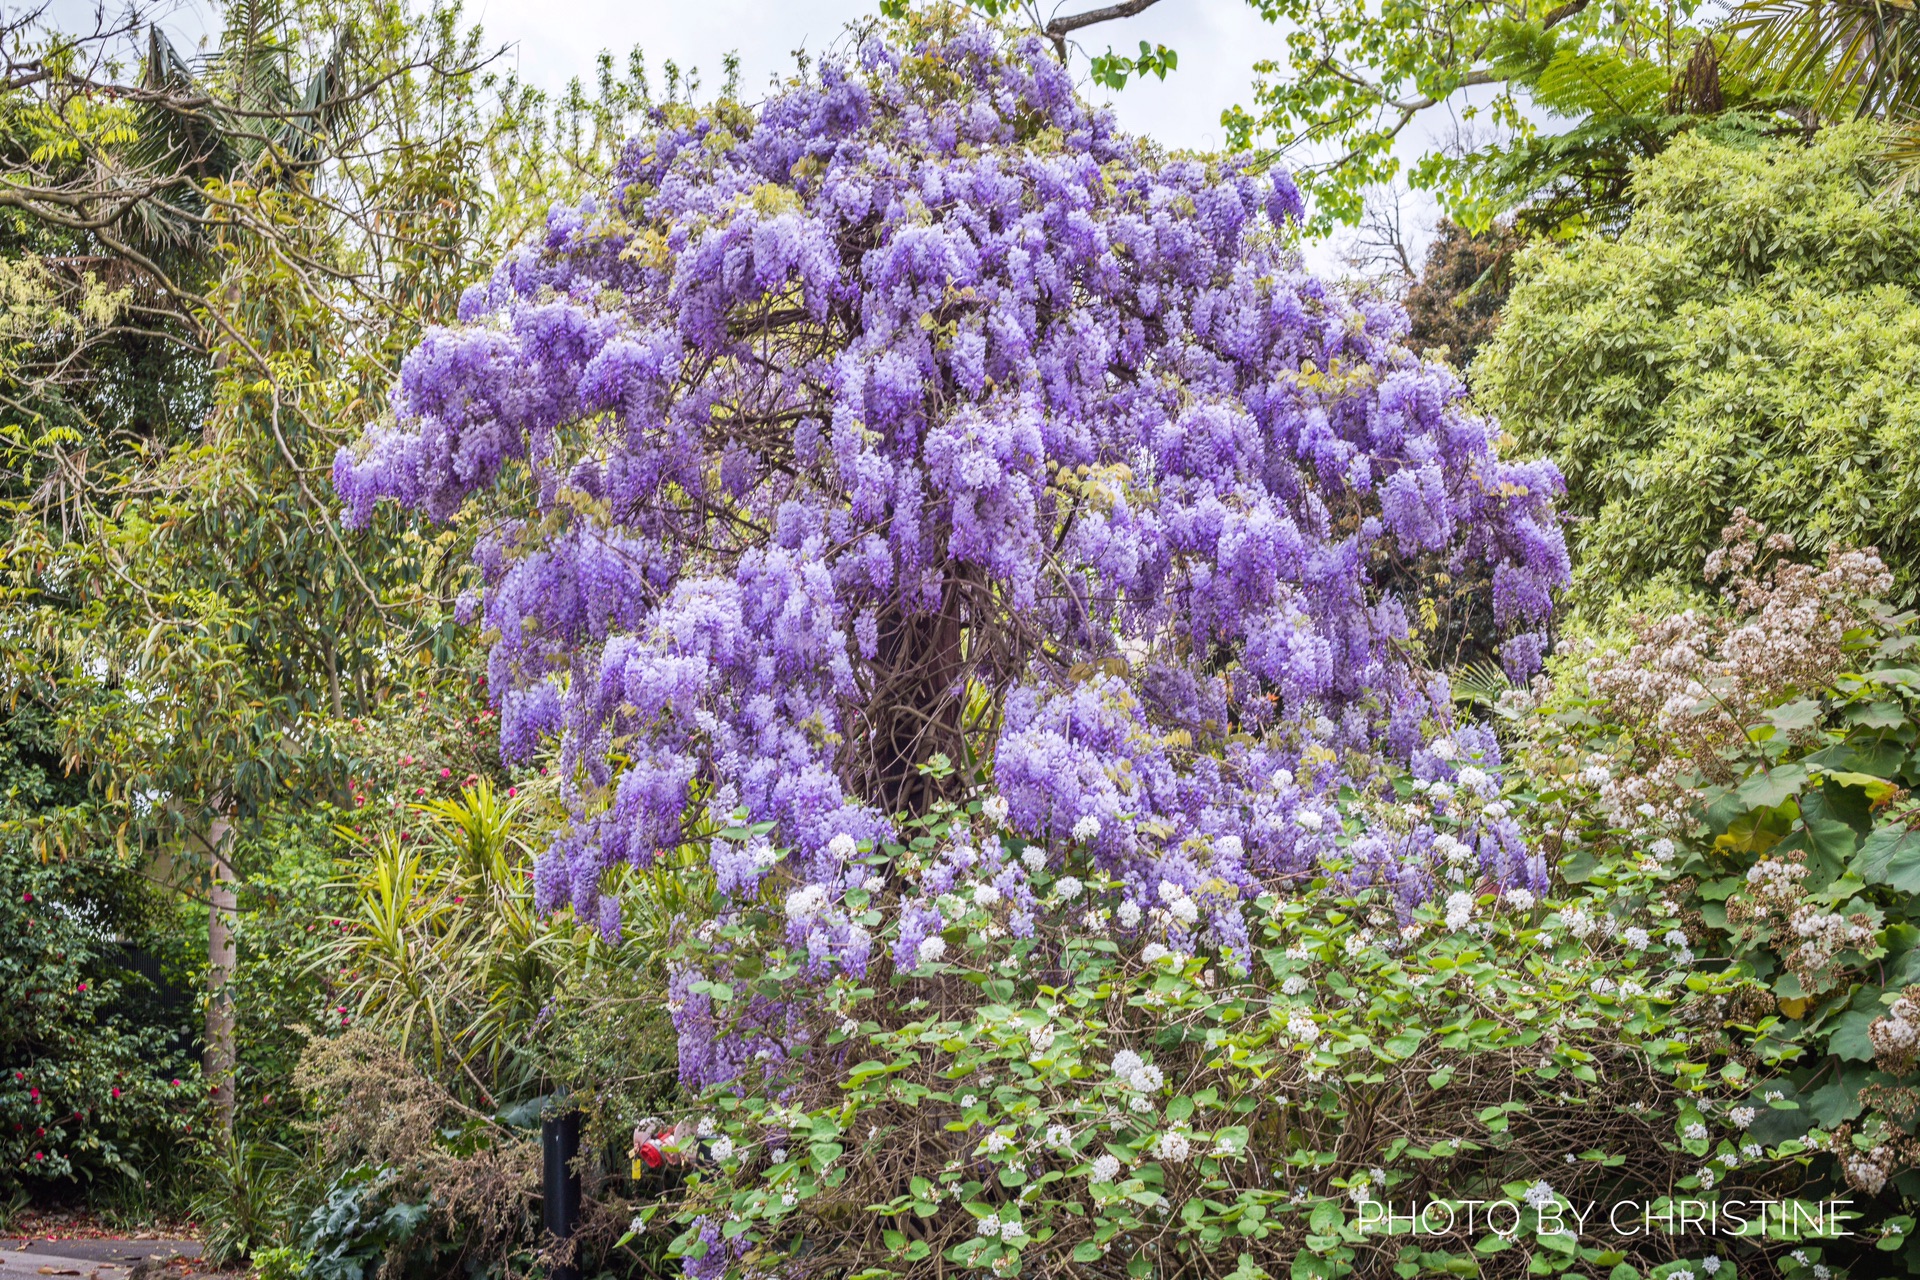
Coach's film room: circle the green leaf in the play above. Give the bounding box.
[1854,827,1920,892]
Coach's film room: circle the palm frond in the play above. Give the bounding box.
[1728,0,1920,118]
[1451,658,1516,709]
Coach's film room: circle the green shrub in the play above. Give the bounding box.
[1494,516,1920,1272]
[643,778,1829,1278]
[1475,122,1920,610]
[0,845,201,1191]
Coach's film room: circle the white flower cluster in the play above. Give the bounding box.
[1028,1023,1056,1055]
[1444,891,1474,930]
[1504,887,1536,911]
[982,795,1010,825]
[1054,875,1083,900]
[1523,1180,1555,1210]
[1021,845,1046,873]
[1071,815,1102,843]
[1089,1154,1122,1182]
[917,935,947,965]
[1117,900,1143,928]
[785,883,830,920]
[1870,990,1920,1074]
[1110,1049,1164,1093]
[827,832,858,860]
[1730,1105,1757,1129]
[1286,1008,1318,1041]
[1155,1131,1192,1162]
[1281,974,1311,997]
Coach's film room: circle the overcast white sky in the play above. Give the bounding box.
[81,0,1464,270]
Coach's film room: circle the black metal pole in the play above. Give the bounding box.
[541,1109,582,1280]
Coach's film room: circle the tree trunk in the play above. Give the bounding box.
[199,816,238,1144]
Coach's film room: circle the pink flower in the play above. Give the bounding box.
[440,767,451,778]
[111,1088,121,1099]
[170,1079,181,1088]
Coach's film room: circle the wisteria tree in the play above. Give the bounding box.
[337,25,1573,1252]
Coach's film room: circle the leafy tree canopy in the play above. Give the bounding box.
[1475,120,1920,609]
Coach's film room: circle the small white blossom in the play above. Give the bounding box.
[785,884,830,920]
[1021,845,1046,873]
[973,882,1003,908]
[1045,1124,1073,1149]
[1090,1154,1122,1182]
[1281,974,1311,996]
[1504,887,1536,911]
[984,1132,1013,1154]
[1169,896,1199,925]
[1071,815,1102,842]
[1296,810,1325,832]
[1055,875,1084,900]
[827,833,859,860]
[1430,739,1457,760]
[917,935,948,965]
[1701,1260,1721,1276]
[709,1136,736,1161]
[697,1116,717,1138]
[1216,834,1244,858]
[1523,1180,1556,1210]
[1444,891,1475,931]
[982,795,1010,825]
[1130,1064,1165,1092]
[1684,1122,1708,1142]
[1117,900,1143,928]
[1624,926,1650,950]
[1155,1131,1192,1162]
[977,1213,1000,1237]
[1111,1049,1145,1079]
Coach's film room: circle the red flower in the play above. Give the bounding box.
[21,891,31,903]
[111,1088,120,1099]
[31,1151,42,1161]
[170,1079,181,1088]
[76,982,87,992]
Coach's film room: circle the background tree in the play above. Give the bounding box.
[1474,120,1920,609]
[1,0,661,1165]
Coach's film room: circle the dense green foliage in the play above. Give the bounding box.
[1476,123,1920,609]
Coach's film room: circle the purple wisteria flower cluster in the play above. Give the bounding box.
[335,24,1568,1084]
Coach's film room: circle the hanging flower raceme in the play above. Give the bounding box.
[335,22,1569,1087]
